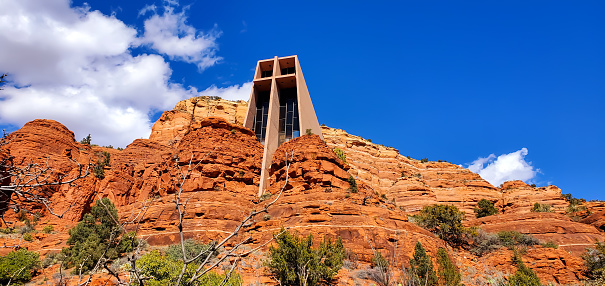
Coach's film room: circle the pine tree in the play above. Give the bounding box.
[436,247,461,286]
[409,242,438,286]
[61,198,134,273]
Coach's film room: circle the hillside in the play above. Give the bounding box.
[0,96,603,285]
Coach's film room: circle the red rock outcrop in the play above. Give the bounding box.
[466,212,605,255]
[149,96,248,145]
[2,98,603,285]
[500,181,569,214]
[0,119,99,223]
[477,247,585,285]
[258,135,447,264]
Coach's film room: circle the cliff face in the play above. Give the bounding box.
[1,97,604,285]
[149,96,248,145]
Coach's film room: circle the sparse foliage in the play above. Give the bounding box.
[267,230,345,286]
[134,250,241,286]
[530,202,553,213]
[497,231,539,249]
[61,198,133,274]
[333,148,347,163]
[474,199,499,218]
[165,239,217,263]
[582,240,605,282]
[471,230,539,256]
[364,250,391,286]
[541,241,558,249]
[0,248,40,285]
[80,134,92,145]
[93,151,110,179]
[437,247,461,286]
[42,225,54,233]
[348,176,358,193]
[506,254,541,286]
[409,242,438,286]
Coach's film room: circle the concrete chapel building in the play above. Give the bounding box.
[243,55,322,196]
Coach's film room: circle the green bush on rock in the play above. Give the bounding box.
[267,230,345,286]
[0,249,40,285]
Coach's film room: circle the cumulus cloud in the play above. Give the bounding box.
[198,82,252,101]
[467,148,538,187]
[138,4,222,70]
[0,0,232,147]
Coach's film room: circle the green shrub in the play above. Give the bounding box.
[61,198,133,274]
[0,228,13,234]
[474,199,499,218]
[259,192,272,201]
[305,129,313,135]
[530,202,553,213]
[541,241,558,249]
[164,239,217,264]
[497,231,539,249]
[23,233,33,242]
[267,230,345,286]
[135,250,241,286]
[333,148,347,163]
[507,255,541,286]
[412,204,468,247]
[42,225,54,234]
[420,158,429,163]
[437,247,461,286]
[0,249,40,284]
[348,176,358,193]
[409,242,438,286]
[582,240,605,282]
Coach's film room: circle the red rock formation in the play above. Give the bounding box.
[466,212,605,255]
[500,181,569,214]
[2,101,604,285]
[149,96,248,145]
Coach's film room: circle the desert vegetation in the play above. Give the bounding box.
[474,199,499,218]
[266,230,345,286]
[412,204,469,247]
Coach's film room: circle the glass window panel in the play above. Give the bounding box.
[286,113,292,125]
[286,124,292,136]
[293,117,299,130]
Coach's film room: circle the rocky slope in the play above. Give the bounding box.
[1,96,604,285]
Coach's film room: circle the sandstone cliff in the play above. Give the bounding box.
[1,97,604,285]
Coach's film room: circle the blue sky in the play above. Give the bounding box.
[0,0,603,200]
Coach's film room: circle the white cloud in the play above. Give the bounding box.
[467,148,538,187]
[198,82,252,101]
[0,0,224,147]
[138,4,157,17]
[138,4,222,71]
